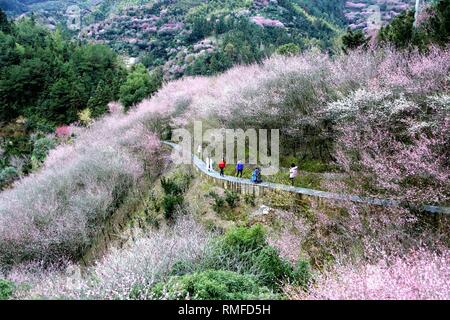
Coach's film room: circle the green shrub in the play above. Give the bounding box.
[0,167,18,188]
[200,225,267,274]
[142,191,161,228]
[160,177,183,196]
[341,28,368,53]
[213,198,225,213]
[207,190,241,212]
[208,191,225,213]
[170,260,198,276]
[151,270,279,300]
[159,173,193,221]
[162,194,183,221]
[129,282,147,300]
[0,279,14,300]
[244,193,256,206]
[119,63,154,109]
[145,213,160,229]
[276,43,300,56]
[31,136,55,169]
[292,260,312,289]
[251,246,294,287]
[222,224,266,252]
[146,191,161,213]
[203,225,307,290]
[170,169,194,192]
[224,190,239,208]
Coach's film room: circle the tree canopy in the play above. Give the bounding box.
[378,0,450,49]
[0,11,126,127]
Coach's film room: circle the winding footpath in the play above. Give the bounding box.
[163,141,450,215]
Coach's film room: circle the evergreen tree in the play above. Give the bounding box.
[341,28,368,53]
[378,0,449,50]
[0,8,11,34]
[378,10,416,49]
[119,63,153,109]
[425,0,450,46]
[148,66,164,95]
[87,80,115,117]
[0,16,126,125]
[276,43,301,56]
[40,70,86,124]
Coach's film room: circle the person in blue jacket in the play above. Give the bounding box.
[251,167,262,184]
[236,160,244,177]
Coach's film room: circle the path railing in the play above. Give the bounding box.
[162,141,450,215]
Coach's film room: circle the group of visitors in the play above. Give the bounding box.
[200,145,299,185]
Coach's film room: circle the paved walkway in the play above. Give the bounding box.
[163,141,450,215]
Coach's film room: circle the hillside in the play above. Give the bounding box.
[1,44,448,300]
[0,1,86,15]
[0,1,96,32]
[0,1,27,15]
[345,0,415,31]
[0,0,449,303]
[1,1,347,79]
[0,11,133,188]
[77,0,346,79]
[0,1,420,79]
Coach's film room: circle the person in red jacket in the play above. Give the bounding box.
[218,158,226,177]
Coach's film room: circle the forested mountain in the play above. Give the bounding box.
[0,1,419,80]
[0,1,83,15]
[77,0,346,79]
[0,12,130,185]
[0,1,27,15]
[0,1,350,79]
[0,1,434,188]
[344,0,416,31]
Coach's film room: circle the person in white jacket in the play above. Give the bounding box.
[197,144,203,160]
[206,156,214,172]
[289,163,298,186]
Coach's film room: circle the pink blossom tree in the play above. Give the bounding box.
[327,92,450,206]
[286,247,450,300]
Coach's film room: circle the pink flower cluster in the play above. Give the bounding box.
[331,92,450,205]
[55,125,72,138]
[0,86,166,267]
[375,46,450,94]
[107,101,124,114]
[345,2,367,9]
[302,248,450,300]
[251,16,285,28]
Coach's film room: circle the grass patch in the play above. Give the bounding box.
[150,224,312,300]
[264,171,322,190]
[0,279,15,300]
[151,270,280,300]
[220,161,323,189]
[201,225,312,291]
